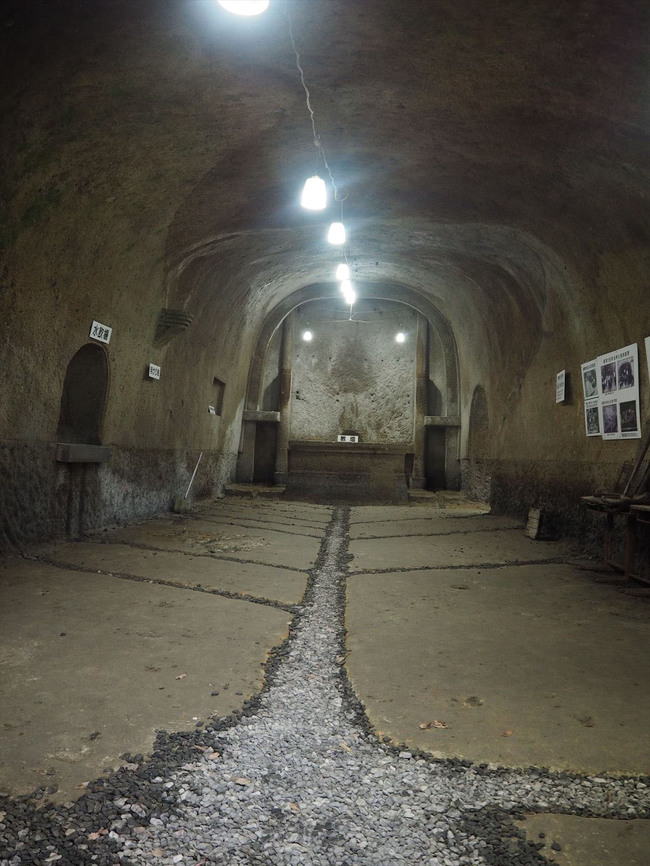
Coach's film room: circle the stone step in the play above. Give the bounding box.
[224,483,286,499]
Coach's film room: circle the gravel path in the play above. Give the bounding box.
[1,507,648,866]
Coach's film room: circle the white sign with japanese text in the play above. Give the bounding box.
[148,363,161,380]
[556,370,566,403]
[90,320,112,344]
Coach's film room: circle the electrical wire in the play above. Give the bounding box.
[286,7,340,199]
[286,3,355,297]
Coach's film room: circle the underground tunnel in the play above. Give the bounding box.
[0,1,649,864]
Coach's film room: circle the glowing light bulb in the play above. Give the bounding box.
[327,221,346,245]
[395,332,406,343]
[217,0,269,15]
[302,330,313,342]
[301,175,327,210]
[335,263,350,281]
[340,280,356,306]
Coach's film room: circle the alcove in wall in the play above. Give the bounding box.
[57,343,109,444]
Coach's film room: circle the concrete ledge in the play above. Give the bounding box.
[242,410,281,423]
[290,441,412,454]
[424,415,461,427]
[55,443,112,463]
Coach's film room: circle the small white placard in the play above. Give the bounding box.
[645,336,650,386]
[556,370,566,403]
[90,320,112,344]
[208,405,217,415]
[148,363,161,380]
[337,434,359,443]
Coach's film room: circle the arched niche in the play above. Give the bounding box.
[244,282,459,414]
[237,283,461,494]
[57,344,109,445]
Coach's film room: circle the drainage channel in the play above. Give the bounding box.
[1,507,648,866]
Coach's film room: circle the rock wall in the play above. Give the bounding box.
[0,442,236,550]
[290,301,417,444]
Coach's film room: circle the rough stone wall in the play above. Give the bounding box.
[0,442,236,551]
[1,0,649,551]
[290,301,417,444]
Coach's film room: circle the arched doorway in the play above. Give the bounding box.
[57,344,109,444]
[238,286,461,499]
[56,344,109,538]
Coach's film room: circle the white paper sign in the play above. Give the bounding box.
[208,405,217,415]
[338,435,359,443]
[90,320,112,344]
[556,370,566,403]
[597,343,641,440]
[148,363,161,380]
[645,336,650,387]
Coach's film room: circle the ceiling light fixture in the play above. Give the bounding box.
[395,332,406,343]
[340,280,356,306]
[217,0,269,16]
[301,175,327,210]
[302,330,313,342]
[335,263,350,281]
[328,222,346,245]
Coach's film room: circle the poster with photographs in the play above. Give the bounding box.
[580,360,600,436]
[597,343,641,440]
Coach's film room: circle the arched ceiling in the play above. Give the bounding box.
[2,0,648,360]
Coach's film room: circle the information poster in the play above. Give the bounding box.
[581,359,600,436]
[597,343,641,440]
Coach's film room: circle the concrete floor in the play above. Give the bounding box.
[1,496,648,864]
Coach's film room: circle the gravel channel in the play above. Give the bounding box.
[1,507,648,866]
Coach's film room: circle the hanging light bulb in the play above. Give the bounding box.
[302,330,313,342]
[327,222,346,245]
[335,263,350,281]
[340,280,356,306]
[217,0,270,15]
[395,332,406,343]
[301,175,327,210]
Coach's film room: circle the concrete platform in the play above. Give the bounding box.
[0,500,331,802]
[349,515,523,538]
[39,540,307,606]
[515,814,650,866]
[349,526,566,572]
[109,515,320,571]
[0,559,291,802]
[345,506,650,775]
[1,495,649,866]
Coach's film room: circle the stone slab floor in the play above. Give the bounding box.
[1,498,648,864]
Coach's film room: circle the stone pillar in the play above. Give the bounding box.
[410,313,429,489]
[236,420,256,483]
[274,315,294,486]
[445,427,462,490]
